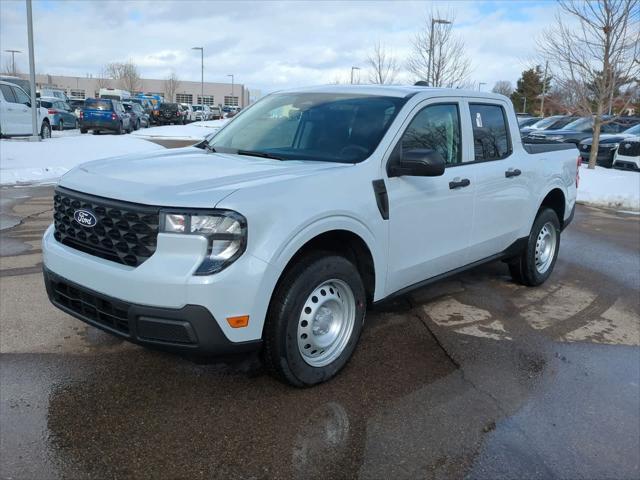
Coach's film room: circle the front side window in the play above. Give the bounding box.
[470,104,511,161]
[0,84,16,102]
[11,86,30,105]
[400,103,462,165]
[209,92,407,163]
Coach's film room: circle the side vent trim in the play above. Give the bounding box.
[372,179,389,220]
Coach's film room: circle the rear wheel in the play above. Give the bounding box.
[135,120,140,130]
[263,253,366,387]
[40,121,51,139]
[509,208,561,286]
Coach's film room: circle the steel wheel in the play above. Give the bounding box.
[535,221,557,274]
[297,279,356,367]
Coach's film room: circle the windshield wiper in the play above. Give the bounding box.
[236,149,284,160]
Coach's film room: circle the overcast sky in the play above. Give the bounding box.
[0,0,560,93]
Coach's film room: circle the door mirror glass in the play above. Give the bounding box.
[398,149,446,176]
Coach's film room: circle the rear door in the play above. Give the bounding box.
[385,99,476,294]
[464,101,531,262]
[0,84,22,134]
[9,85,33,134]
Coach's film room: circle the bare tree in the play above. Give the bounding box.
[538,0,639,169]
[105,60,142,93]
[407,10,472,87]
[2,60,18,76]
[492,80,514,96]
[95,66,111,90]
[366,41,399,85]
[164,71,181,102]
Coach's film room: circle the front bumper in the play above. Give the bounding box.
[44,269,261,355]
[42,224,278,349]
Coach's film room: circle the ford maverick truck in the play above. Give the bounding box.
[43,85,578,386]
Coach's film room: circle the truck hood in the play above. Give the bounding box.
[59,147,351,207]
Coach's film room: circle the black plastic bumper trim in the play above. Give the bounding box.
[43,268,261,356]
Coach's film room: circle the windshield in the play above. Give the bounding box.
[208,92,407,163]
[530,116,562,129]
[562,117,592,131]
[623,124,640,135]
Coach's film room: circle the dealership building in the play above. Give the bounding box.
[30,73,252,108]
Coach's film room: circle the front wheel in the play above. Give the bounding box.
[263,253,366,387]
[509,208,561,286]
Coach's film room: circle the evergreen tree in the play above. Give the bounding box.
[510,66,550,115]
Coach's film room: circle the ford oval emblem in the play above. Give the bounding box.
[74,209,97,227]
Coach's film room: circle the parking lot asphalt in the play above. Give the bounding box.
[1,186,639,480]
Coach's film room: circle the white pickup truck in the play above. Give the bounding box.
[43,85,579,386]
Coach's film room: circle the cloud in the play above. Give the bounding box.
[0,0,560,93]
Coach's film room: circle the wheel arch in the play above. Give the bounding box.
[539,188,566,227]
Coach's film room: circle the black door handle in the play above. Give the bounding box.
[449,178,471,189]
[505,168,522,178]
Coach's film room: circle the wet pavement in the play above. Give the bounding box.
[1,187,639,479]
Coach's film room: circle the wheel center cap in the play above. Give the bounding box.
[313,306,334,336]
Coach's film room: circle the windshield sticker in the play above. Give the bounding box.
[476,113,483,128]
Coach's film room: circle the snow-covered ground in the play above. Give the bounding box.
[0,133,163,185]
[131,119,229,141]
[577,164,639,211]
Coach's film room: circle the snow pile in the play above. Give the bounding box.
[131,119,229,141]
[0,135,163,185]
[577,165,640,211]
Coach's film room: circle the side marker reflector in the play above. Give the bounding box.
[227,315,249,328]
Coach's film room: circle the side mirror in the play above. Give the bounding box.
[389,148,446,177]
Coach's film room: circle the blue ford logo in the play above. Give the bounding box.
[74,209,97,227]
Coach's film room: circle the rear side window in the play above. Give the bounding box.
[401,103,462,165]
[41,100,53,108]
[0,84,16,102]
[470,104,511,161]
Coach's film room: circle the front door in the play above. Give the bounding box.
[385,100,476,294]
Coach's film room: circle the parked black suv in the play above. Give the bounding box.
[157,102,184,125]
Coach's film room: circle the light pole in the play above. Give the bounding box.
[478,82,486,91]
[427,18,452,86]
[26,1,39,141]
[4,49,21,75]
[192,47,203,105]
[350,66,360,84]
[227,74,234,107]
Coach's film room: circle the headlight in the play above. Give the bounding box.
[160,210,247,275]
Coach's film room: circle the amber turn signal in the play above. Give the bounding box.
[227,315,249,328]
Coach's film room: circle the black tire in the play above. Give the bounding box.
[93,130,100,135]
[509,208,561,286]
[80,128,87,134]
[40,121,51,139]
[73,119,78,130]
[262,253,366,387]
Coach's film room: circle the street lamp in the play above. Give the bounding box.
[192,47,203,106]
[227,74,234,107]
[427,18,452,87]
[4,49,21,75]
[350,66,360,84]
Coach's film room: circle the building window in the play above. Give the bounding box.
[69,89,85,99]
[176,93,193,104]
[224,96,239,107]
[197,95,214,106]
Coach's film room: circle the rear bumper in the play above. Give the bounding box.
[80,120,119,130]
[44,268,262,355]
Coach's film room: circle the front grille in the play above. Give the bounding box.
[620,141,640,157]
[53,188,160,267]
[49,275,130,334]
